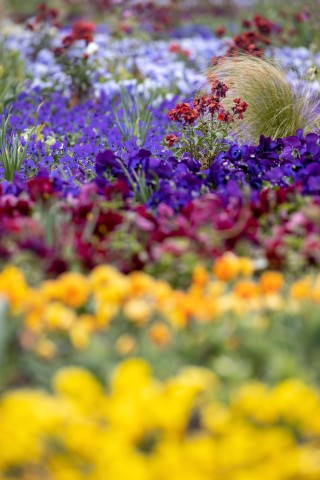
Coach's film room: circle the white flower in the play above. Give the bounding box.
[84,42,99,56]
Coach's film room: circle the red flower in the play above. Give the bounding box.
[229,98,249,120]
[169,43,180,53]
[181,49,191,58]
[242,19,252,28]
[53,46,65,57]
[165,133,179,147]
[194,94,222,116]
[215,26,226,37]
[253,15,279,36]
[26,3,60,31]
[168,44,190,58]
[217,110,233,122]
[61,20,96,49]
[211,80,229,99]
[168,103,199,125]
[72,20,95,44]
[27,177,54,201]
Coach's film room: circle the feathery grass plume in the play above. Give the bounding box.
[205,55,320,144]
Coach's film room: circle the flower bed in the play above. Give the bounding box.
[1,1,320,478]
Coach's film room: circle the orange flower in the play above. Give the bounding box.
[149,323,171,347]
[259,271,284,293]
[234,280,260,299]
[192,264,209,288]
[213,253,240,282]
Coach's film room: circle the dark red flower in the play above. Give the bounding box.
[211,80,229,98]
[27,177,54,201]
[215,26,226,37]
[165,133,179,147]
[242,19,252,28]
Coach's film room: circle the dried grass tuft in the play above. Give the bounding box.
[205,55,320,143]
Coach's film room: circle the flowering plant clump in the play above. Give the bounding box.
[25,3,61,59]
[211,13,281,63]
[52,20,99,101]
[166,79,248,168]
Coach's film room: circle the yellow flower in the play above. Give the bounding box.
[90,264,121,289]
[312,276,320,303]
[53,367,104,411]
[36,338,57,359]
[69,318,91,350]
[42,302,76,331]
[0,265,30,313]
[111,358,152,393]
[56,272,90,308]
[238,257,254,276]
[123,298,152,326]
[128,271,154,296]
[116,334,137,355]
[290,277,312,300]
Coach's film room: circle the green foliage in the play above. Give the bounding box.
[209,55,320,144]
[112,86,156,147]
[0,43,25,112]
[4,304,320,393]
[58,55,97,101]
[0,112,30,181]
[114,156,158,203]
[167,116,234,167]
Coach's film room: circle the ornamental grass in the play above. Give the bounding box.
[207,55,320,143]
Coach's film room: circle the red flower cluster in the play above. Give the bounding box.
[26,3,60,31]
[62,21,96,48]
[54,20,96,56]
[194,95,221,116]
[168,103,199,125]
[230,31,270,57]
[211,79,229,98]
[232,98,249,120]
[217,111,233,122]
[193,80,229,117]
[212,13,281,63]
[242,15,280,36]
[216,98,248,123]
[168,43,190,59]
